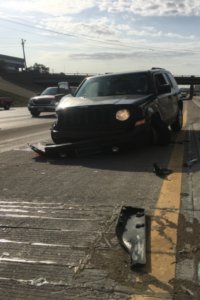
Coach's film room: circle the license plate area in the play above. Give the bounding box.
[75,147,100,157]
[38,108,44,111]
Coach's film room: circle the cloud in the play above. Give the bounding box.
[0,0,96,15]
[165,32,195,39]
[127,29,163,37]
[2,0,200,17]
[41,17,120,38]
[69,48,200,61]
[99,0,200,16]
[142,26,156,31]
[117,24,130,30]
[127,29,195,39]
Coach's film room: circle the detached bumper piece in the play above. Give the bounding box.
[29,142,102,158]
[116,206,146,266]
[28,143,47,157]
[28,132,136,158]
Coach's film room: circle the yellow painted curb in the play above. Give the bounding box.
[131,103,188,300]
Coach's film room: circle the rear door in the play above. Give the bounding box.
[154,73,173,124]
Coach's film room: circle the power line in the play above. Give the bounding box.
[0,24,133,52]
[0,16,157,51]
[0,17,199,55]
[0,13,199,53]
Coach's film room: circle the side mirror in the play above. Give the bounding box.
[37,93,41,96]
[157,84,171,94]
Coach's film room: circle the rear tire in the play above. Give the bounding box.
[4,103,10,110]
[31,111,40,117]
[170,108,183,132]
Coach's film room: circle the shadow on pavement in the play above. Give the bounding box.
[32,128,200,175]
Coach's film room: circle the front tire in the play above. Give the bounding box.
[4,103,10,110]
[30,111,40,117]
[151,114,171,146]
[170,108,183,132]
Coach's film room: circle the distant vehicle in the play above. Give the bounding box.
[180,92,187,98]
[28,82,71,117]
[70,86,77,96]
[0,97,13,110]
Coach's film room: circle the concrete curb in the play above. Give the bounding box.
[193,97,200,109]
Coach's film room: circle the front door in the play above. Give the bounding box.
[154,73,174,124]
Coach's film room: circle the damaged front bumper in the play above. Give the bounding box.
[116,206,146,266]
[29,124,151,157]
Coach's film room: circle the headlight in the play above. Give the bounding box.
[29,99,34,105]
[116,109,130,121]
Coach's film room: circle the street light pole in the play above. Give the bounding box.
[21,39,27,71]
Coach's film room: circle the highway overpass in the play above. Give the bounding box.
[3,72,200,89]
[32,74,200,87]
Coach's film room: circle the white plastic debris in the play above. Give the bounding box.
[2,252,9,257]
[29,278,47,287]
[74,267,79,273]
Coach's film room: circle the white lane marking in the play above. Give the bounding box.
[0,239,75,248]
[0,214,102,221]
[0,130,49,145]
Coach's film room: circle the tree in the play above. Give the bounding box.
[27,63,49,74]
[0,60,7,75]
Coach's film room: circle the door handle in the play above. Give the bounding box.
[168,95,172,99]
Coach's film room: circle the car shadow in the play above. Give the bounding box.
[35,114,56,119]
[32,128,199,175]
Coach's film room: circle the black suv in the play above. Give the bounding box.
[30,68,183,157]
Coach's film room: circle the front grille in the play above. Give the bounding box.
[33,100,52,105]
[58,107,115,129]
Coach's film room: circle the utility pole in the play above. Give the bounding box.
[21,39,27,71]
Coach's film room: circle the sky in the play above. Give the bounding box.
[0,0,200,75]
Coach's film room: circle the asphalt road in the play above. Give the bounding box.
[0,107,55,153]
[0,102,200,299]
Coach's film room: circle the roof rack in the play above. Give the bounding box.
[151,67,165,70]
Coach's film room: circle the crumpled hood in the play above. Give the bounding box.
[56,94,153,111]
[31,95,55,101]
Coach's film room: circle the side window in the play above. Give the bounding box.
[154,74,168,92]
[155,74,167,86]
[164,74,173,87]
[167,73,178,88]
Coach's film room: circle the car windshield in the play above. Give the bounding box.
[41,87,58,95]
[76,73,149,98]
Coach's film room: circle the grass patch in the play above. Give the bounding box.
[0,89,29,106]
